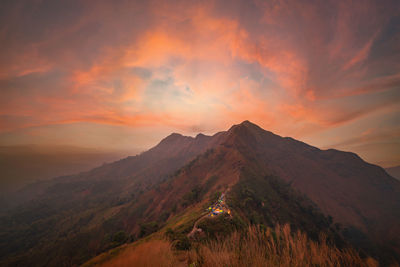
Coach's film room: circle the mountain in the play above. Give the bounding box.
[0,134,218,213]
[0,131,225,266]
[225,122,400,254]
[1,121,399,266]
[385,165,400,181]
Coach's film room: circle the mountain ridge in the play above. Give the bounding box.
[152,120,400,258]
[1,120,399,266]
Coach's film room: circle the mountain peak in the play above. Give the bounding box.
[165,132,184,139]
[228,120,265,135]
[157,133,188,146]
[237,120,264,130]
[195,133,207,139]
[240,120,255,126]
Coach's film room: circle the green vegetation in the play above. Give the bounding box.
[0,185,137,266]
[112,231,128,244]
[182,186,202,207]
[165,227,191,250]
[139,221,159,238]
[182,175,219,208]
[197,214,243,239]
[228,167,343,246]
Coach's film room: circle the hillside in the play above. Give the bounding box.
[0,131,225,266]
[224,122,400,257]
[1,121,399,266]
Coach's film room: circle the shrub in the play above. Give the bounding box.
[139,221,159,238]
[173,235,191,250]
[112,231,128,244]
[164,227,191,250]
[197,214,238,239]
[182,186,202,207]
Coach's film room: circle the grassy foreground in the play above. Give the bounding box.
[96,224,380,267]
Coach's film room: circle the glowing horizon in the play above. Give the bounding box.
[0,0,399,167]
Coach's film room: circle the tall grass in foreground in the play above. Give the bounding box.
[101,224,380,267]
[188,224,379,267]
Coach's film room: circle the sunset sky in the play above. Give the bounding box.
[0,0,399,167]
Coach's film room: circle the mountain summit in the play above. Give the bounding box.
[1,121,399,266]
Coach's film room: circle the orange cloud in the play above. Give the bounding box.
[342,34,376,71]
[0,0,399,166]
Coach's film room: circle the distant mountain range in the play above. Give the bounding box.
[1,121,399,266]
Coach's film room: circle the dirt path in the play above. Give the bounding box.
[187,213,209,238]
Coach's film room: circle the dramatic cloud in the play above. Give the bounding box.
[0,0,399,166]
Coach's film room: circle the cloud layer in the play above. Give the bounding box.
[0,0,399,166]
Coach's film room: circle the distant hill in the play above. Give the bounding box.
[0,145,127,194]
[1,121,399,266]
[385,165,400,180]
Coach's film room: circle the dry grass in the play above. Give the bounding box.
[99,224,380,267]
[100,240,185,267]
[187,224,379,267]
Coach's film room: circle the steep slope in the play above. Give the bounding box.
[133,142,337,240]
[83,144,371,267]
[222,121,400,256]
[85,118,399,263]
[84,143,351,266]
[1,132,219,210]
[1,121,399,266]
[0,133,223,266]
[137,120,400,261]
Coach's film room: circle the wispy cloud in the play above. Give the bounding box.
[0,0,399,165]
